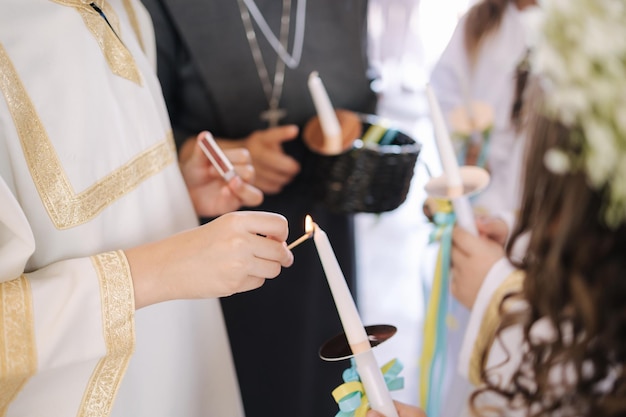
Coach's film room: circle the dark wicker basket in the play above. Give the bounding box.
[310,115,421,214]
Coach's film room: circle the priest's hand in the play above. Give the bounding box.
[451,225,505,309]
[229,125,301,195]
[365,402,426,417]
[179,132,264,216]
[126,211,294,309]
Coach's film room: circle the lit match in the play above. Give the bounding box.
[286,215,314,250]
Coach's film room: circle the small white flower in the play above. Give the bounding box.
[614,105,626,137]
[543,148,570,175]
[567,53,593,83]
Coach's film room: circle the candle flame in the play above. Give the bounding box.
[305,215,314,234]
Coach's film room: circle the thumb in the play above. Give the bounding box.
[366,410,386,417]
[269,125,299,143]
[191,132,212,167]
[192,131,228,178]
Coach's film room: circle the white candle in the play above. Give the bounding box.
[451,197,478,236]
[426,84,478,236]
[308,71,343,154]
[454,65,484,148]
[312,223,369,349]
[426,83,462,194]
[312,222,398,417]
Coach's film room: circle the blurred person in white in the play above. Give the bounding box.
[0,1,293,416]
[426,1,540,415]
[373,1,626,415]
[430,0,541,221]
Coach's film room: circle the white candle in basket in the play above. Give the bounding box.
[308,71,343,154]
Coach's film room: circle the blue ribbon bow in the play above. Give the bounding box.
[332,358,405,417]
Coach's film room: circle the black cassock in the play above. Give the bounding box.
[141,1,377,416]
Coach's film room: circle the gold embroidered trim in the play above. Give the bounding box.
[0,276,37,416]
[469,270,525,386]
[51,0,142,84]
[79,251,135,417]
[0,44,175,230]
[122,0,145,53]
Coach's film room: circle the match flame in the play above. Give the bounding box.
[286,215,315,250]
[305,215,314,234]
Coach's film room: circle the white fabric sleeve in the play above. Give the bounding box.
[0,178,135,416]
[458,257,516,380]
[0,178,35,280]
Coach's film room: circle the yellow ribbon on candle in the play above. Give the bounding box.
[332,358,404,417]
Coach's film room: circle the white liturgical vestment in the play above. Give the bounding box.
[0,1,244,416]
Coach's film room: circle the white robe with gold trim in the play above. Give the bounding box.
[0,1,244,416]
[456,269,526,416]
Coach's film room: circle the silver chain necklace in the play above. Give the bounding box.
[236,0,306,126]
[240,0,306,69]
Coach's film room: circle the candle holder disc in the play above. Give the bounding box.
[424,165,490,199]
[319,324,397,361]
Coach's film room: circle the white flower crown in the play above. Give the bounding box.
[533,0,626,227]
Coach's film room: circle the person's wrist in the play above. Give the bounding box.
[124,241,176,309]
[178,136,197,164]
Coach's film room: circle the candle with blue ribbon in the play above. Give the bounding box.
[420,86,488,417]
[426,84,478,236]
[310,216,399,417]
[333,358,405,417]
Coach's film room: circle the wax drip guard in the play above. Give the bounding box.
[319,324,398,361]
[424,165,490,200]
